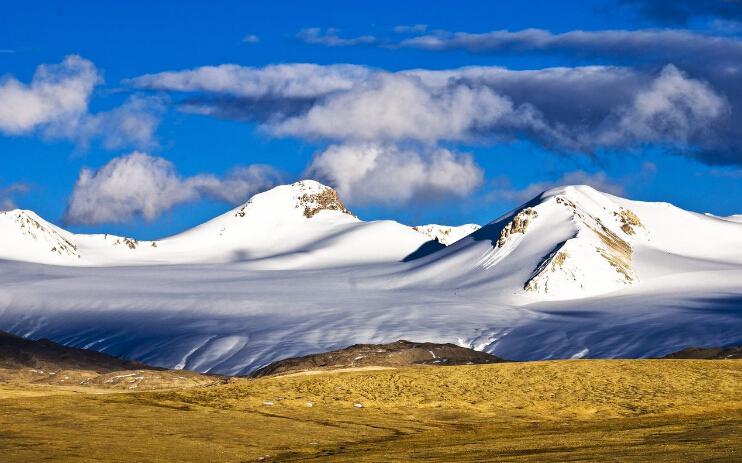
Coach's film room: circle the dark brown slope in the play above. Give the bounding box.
[662,346,742,359]
[250,340,506,377]
[0,330,148,372]
[0,330,216,389]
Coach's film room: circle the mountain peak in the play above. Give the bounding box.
[538,184,610,203]
[0,208,80,262]
[453,184,651,300]
[1,208,42,220]
[234,180,353,220]
[292,180,352,219]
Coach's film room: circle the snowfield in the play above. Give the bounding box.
[0,181,740,374]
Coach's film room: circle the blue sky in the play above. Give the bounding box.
[1,0,741,239]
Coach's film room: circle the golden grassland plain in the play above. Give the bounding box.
[1,360,740,462]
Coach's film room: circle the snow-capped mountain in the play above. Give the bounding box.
[412,224,481,245]
[0,181,432,268]
[403,185,742,300]
[0,182,740,375]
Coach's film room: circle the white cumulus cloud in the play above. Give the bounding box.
[0,55,99,134]
[0,55,162,149]
[129,62,733,160]
[306,143,483,204]
[269,73,521,144]
[64,152,282,225]
[595,65,729,148]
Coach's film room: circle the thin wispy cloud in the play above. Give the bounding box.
[130,63,372,98]
[393,24,428,33]
[297,28,379,46]
[0,182,30,211]
[708,167,742,178]
[399,27,742,63]
[242,34,260,43]
[487,162,656,203]
[620,0,742,24]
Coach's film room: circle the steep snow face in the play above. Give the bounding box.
[0,181,432,267]
[0,210,81,264]
[521,189,644,299]
[413,224,480,245]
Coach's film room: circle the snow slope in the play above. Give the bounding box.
[412,224,481,245]
[0,183,740,374]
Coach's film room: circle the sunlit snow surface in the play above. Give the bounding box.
[0,183,740,374]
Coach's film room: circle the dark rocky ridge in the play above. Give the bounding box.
[0,330,148,372]
[0,331,215,389]
[662,346,742,360]
[250,340,506,377]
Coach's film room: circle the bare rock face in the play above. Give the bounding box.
[496,208,537,248]
[591,220,634,282]
[615,208,644,236]
[299,187,352,219]
[249,340,506,377]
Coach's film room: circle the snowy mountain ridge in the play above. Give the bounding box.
[2,181,741,297]
[0,181,740,374]
[0,180,431,268]
[400,184,742,300]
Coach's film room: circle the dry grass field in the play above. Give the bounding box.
[1,360,740,462]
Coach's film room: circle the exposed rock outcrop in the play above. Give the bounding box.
[250,340,506,377]
[496,208,537,248]
[299,187,352,218]
[615,208,644,236]
[412,224,481,246]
